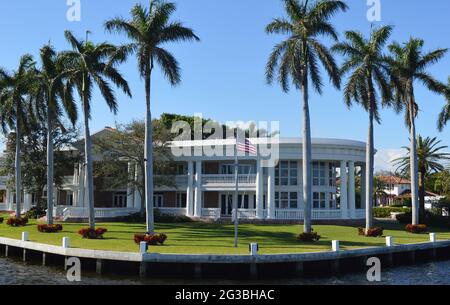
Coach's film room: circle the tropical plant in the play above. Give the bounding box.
[333,25,394,233]
[104,0,200,233]
[388,38,448,225]
[393,136,450,217]
[62,30,132,230]
[265,0,347,233]
[438,76,450,131]
[33,44,78,225]
[0,55,37,217]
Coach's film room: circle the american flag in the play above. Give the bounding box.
[237,138,257,154]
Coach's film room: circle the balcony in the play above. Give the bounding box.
[202,174,256,187]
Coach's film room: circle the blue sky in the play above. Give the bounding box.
[1,0,450,170]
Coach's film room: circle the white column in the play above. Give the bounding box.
[78,163,85,207]
[360,164,366,210]
[186,161,194,216]
[256,159,264,219]
[340,161,348,219]
[126,162,135,208]
[194,161,202,217]
[267,166,276,219]
[134,163,142,210]
[348,161,356,219]
[23,192,32,212]
[72,164,79,207]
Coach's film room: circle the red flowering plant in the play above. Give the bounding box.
[134,233,167,246]
[297,231,321,242]
[406,224,428,234]
[6,217,29,227]
[358,227,384,237]
[37,224,63,233]
[78,227,108,239]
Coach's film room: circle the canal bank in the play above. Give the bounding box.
[0,235,449,280]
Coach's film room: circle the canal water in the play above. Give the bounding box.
[0,257,449,285]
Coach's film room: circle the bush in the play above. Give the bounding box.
[25,207,47,219]
[78,227,108,239]
[117,211,193,224]
[358,227,384,237]
[373,207,411,218]
[37,224,63,233]
[6,217,28,227]
[406,224,428,234]
[134,233,168,246]
[397,211,450,228]
[0,217,3,224]
[297,231,321,242]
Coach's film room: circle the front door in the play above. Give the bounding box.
[153,194,164,208]
[220,194,233,216]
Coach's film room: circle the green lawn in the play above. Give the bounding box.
[0,215,449,254]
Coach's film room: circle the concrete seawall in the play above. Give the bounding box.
[0,237,449,280]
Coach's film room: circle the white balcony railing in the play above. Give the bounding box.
[201,208,221,219]
[236,209,257,219]
[202,174,256,186]
[62,207,138,221]
[156,207,187,216]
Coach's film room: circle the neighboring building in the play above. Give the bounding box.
[0,129,369,221]
[375,176,411,206]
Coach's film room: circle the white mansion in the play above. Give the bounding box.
[0,129,368,221]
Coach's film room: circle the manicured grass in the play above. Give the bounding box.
[0,215,449,254]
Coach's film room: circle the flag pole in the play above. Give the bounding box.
[233,137,239,248]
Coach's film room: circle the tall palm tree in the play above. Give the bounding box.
[265,0,347,234]
[388,38,448,225]
[333,26,394,233]
[62,31,131,230]
[0,55,36,218]
[105,0,199,233]
[34,45,78,225]
[437,76,450,131]
[393,136,450,216]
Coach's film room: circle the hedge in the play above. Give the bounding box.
[373,207,411,218]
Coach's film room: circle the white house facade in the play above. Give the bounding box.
[0,135,368,222]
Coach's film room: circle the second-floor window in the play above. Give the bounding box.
[275,161,298,186]
[313,162,326,186]
[313,192,326,209]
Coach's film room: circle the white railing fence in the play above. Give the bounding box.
[201,208,221,219]
[156,207,187,217]
[202,175,257,185]
[62,207,138,221]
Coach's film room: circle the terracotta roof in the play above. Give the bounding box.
[377,176,411,185]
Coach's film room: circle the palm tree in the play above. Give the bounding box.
[333,26,394,233]
[393,136,450,216]
[62,31,131,230]
[265,0,347,234]
[437,76,450,131]
[105,0,199,233]
[0,55,36,218]
[34,45,78,225]
[388,38,448,225]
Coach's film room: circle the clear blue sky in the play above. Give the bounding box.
[1,0,450,170]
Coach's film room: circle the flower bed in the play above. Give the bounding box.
[297,231,321,242]
[37,224,63,233]
[134,233,168,246]
[78,228,108,239]
[6,217,28,227]
[358,227,384,237]
[405,224,428,234]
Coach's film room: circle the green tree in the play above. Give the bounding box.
[393,136,450,216]
[62,31,132,230]
[437,77,450,131]
[0,55,37,217]
[33,45,78,224]
[333,26,394,233]
[265,0,347,233]
[105,0,199,233]
[388,38,448,225]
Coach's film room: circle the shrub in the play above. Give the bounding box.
[297,231,321,242]
[25,206,47,219]
[358,227,384,237]
[134,233,168,246]
[6,217,29,227]
[397,211,450,228]
[37,224,63,233]
[78,227,108,239]
[405,224,428,234]
[373,207,411,218]
[0,217,3,224]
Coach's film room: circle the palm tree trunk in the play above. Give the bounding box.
[46,114,54,225]
[408,100,420,225]
[83,93,95,230]
[365,77,375,233]
[15,120,21,218]
[302,75,312,234]
[144,68,155,234]
[419,170,426,216]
